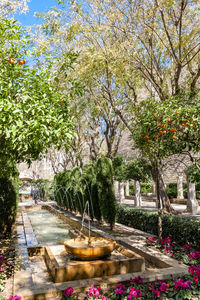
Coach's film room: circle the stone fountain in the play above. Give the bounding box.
[64,236,116,260]
[64,201,116,260]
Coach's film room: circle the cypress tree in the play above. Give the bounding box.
[0,160,19,235]
[96,157,116,230]
[70,167,84,215]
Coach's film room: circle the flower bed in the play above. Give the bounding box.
[60,236,200,300]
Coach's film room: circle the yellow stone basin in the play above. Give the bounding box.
[64,237,116,260]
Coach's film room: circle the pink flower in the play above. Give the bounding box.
[173,278,191,290]
[102,296,110,300]
[148,237,155,243]
[114,288,125,295]
[9,297,21,300]
[188,251,200,260]
[159,283,167,292]
[192,276,199,285]
[86,284,101,298]
[152,285,160,299]
[189,265,200,277]
[130,276,144,284]
[129,287,142,298]
[183,244,192,251]
[64,287,75,298]
[164,237,171,244]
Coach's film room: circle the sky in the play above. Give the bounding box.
[15,0,59,27]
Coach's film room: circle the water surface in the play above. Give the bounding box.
[27,209,73,244]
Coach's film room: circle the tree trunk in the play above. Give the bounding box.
[134,180,142,208]
[151,162,176,238]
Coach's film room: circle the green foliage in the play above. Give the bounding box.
[132,96,200,161]
[117,205,200,248]
[32,179,51,201]
[186,164,200,183]
[96,157,116,229]
[141,183,152,193]
[70,167,83,215]
[54,170,72,208]
[124,159,151,182]
[0,19,75,165]
[0,162,19,234]
[166,183,188,199]
[166,183,178,199]
[129,184,135,196]
[82,164,96,220]
[112,155,126,182]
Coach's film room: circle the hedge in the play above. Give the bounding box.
[117,205,200,248]
[0,163,19,235]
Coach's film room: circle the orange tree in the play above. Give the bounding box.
[132,95,199,236]
[0,19,76,166]
[0,19,78,233]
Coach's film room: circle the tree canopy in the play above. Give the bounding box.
[0,19,76,165]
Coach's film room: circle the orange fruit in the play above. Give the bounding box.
[166,284,170,288]
[168,120,171,123]
[146,135,149,139]
[180,129,183,132]
[172,136,176,139]
[147,139,150,143]
[8,58,14,64]
[164,128,168,131]
[161,124,165,127]
[159,131,164,135]
[61,99,65,103]
[19,59,26,65]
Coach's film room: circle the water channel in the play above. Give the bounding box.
[27,208,73,244]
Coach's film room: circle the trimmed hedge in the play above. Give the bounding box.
[117,205,200,248]
[0,163,19,235]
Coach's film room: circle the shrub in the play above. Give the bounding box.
[31,179,51,201]
[117,205,200,248]
[70,167,84,215]
[54,170,72,209]
[141,183,152,193]
[0,163,19,234]
[166,183,177,199]
[129,184,135,195]
[96,157,116,230]
[82,164,101,221]
[166,182,187,199]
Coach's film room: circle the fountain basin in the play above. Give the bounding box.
[64,237,116,260]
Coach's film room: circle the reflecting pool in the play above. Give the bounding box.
[27,209,73,244]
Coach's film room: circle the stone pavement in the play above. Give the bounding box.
[122,198,200,220]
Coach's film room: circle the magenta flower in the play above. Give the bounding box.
[164,237,171,244]
[188,251,200,260]
[152,285,160,299]
[101,296,110,300]
[173,278,191,290]
[189,265,200,277]
[129,287,142,298]
[159,283,167,292]
[130,276,144,284]
[114,283,126,295]
[86,284,101,298]
[148,237,155,243]
[183,244,192,251]
[64,287,75,298]
[9,296,21,300]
